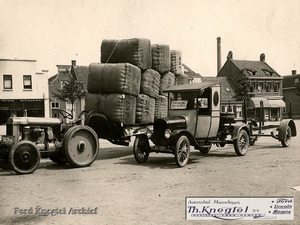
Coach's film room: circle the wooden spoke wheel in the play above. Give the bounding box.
[175,135,190,167]
[133,135,149,163]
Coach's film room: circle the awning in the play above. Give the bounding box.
[248,97,270,108]
[268,100,286,108]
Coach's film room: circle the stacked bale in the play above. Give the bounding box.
[88,63,141,96]
[86,62,141,125]
[85,93,136,125]
[136,94,155,124]
[175,74,189,85]
[151,44,171,74]
[140,69,160,99]
[155,95,168,120]
[160,72,175,98]
[101,38,152,70]
[85,38,188,125]
[171,50,183,75]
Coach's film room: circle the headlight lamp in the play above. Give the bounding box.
[164,129,171,139]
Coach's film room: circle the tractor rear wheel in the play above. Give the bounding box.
[175,135,190,167]
[62,125,99,168]
[9,141,40,174]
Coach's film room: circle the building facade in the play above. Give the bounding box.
[217,52,285,121]
[48,60,88,120]
[0,59,49,124]
[282,70,300,119]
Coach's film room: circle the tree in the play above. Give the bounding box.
[52,71,85,118]
[232,73,253,102]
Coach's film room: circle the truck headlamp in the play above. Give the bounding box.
[164,129,171,139]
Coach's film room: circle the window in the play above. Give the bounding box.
[23,75,32,89]
[266,81,272,93]
[257,81,264,93]
[3,75,12,89]
[236,106,242,118]
[51,102,60,109]
[274,82,280,93]
[250,82,256,93]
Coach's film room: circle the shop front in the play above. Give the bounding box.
[0,99,44,124]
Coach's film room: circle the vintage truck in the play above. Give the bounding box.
[132,82,297,167]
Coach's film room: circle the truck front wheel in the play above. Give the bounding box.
[175,135,190,167]
[233,129,249,156]
[133,135,149,163]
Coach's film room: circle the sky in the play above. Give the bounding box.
[1,0,300,77]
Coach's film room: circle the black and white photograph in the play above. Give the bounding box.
[0,0,299,224]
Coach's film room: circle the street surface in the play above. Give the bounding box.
[0,120,299,225]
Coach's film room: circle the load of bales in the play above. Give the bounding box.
[86,38,187,125]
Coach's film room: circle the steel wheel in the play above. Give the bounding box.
[175,135,190,167]
[62,125,99,167]
[9,141,40,174]
[281,126,292,147]
[133,135,149,163]
[234,129,249,156]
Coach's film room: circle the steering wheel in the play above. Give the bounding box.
[59,109,73,119]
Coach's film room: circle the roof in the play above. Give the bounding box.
[164,82,218,92]
[282,74,300,88]
[231,60,281,78]
[201,77,237,102]
[48,65,89,89]
[182,63,202,79]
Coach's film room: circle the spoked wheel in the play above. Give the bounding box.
[62,125,99,168]
[133,135,149,163]
[281,126,292,147]
[175,135,190,167]
[234,129,249,156]
[9,141,40,174]
[0,145,11,170]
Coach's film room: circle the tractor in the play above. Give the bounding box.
[0,110,99,174]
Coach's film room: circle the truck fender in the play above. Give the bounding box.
[231,124,250,141]
[170,129,197,146]
[277,119,297,140]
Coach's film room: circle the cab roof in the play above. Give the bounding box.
[164,82,219,92]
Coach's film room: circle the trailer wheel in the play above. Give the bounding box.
[175,135,190,167]
[281,126,292,147]
[234,129,249,156]
[9,141,40,174]
[62,125,99,168]
[133,135,149,163]
[0,146,11,170]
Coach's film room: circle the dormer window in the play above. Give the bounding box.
[246,69,256,76]
[263,69,273,76]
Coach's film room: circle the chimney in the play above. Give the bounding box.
[292,70,297,75]
[227,51,233,60]
[217,37,221,74]
[71,60,76,67]
[260,53,265,62]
